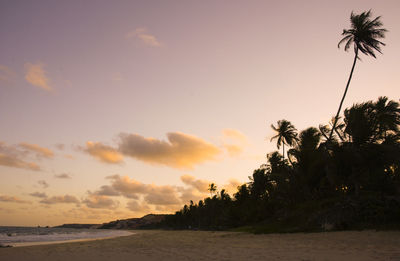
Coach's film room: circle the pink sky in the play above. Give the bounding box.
[0,0,399,226]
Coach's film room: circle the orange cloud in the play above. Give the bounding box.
[118,132,221,169]
[105,175,149,199]
[179,175,242,202]
[83,194,119,209]
[105,175,189,205]
[144,185,181,205]
[24,62,52,91]
[89,174,245,214]
[0,195,30,204]
[126,200,151,212]
[84,141,124,164]
[180,174,209,192]
[125,28,162,47]
[0,153,40,171]
[39,194,80,205]
[177,186,208,205]
[19,142,54,158]
[92,185,120,197]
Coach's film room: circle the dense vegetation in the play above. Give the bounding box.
[161,10,397,233]
[163,97,400,232]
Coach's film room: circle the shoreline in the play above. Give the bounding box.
[1,230,399,260]
[1,229,134,248]
[9,231,135,247]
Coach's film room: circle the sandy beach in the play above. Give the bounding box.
[1,230,400,261]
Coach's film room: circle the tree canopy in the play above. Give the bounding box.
[163,97,400,232]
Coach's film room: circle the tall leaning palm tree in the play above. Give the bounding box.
[329,10,387,141]
[270,120,298,159]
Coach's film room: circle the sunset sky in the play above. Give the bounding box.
[1,0,399,226]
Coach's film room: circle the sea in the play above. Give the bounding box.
[0,226,133,247]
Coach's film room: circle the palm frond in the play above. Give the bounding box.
[339,10,386,58]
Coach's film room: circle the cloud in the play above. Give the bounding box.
[102,175,182,205]
[179,175,243,201]
[83,193,119,209]
[54,173,72,179]
[178,175,215,203]
[93,185,120,196]
[0,153,41,171]
[126,200,151,212]
[38,180,49,188]
[221,129,248,156]
[101,175,206,209]
[125,28,162,47]
[29,192,47,198]
[83,141,124,164]
[0,65,16,85]
[19,142,54,158]
[177,186,207,205]
[144,185,181,205]
[0,195,30,204]
[24,62,52,91]
[39,194,80,205]
[0,141,56,170]
[105,175,148,199]
[180,174,209,192]
[90,174,244,214]
[119,132,221,169]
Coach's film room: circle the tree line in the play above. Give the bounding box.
[163,96,400,231]
[161,11,400,232]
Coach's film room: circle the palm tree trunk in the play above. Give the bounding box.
[282,143,285,160]
[328,47,359,141]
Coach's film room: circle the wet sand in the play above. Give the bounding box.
[1,230,400,261]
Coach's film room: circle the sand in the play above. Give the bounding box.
[1,230,400,261]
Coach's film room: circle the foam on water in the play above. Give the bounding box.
[0,226,133,247]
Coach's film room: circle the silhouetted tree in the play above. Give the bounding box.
[208,183,217,197]
[329,10,387,141]
[373,96,400,140]
[163,97,400,232]
[270,120,298,159]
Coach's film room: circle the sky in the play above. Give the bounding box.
[0,0,399,226]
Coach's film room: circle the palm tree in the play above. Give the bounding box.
[344,101,375,145]
[373,96,400,140]
[270,120,298,159]
[329,10,387,141]
[208,183,217,197]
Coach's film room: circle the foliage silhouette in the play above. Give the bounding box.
[329,10,387,141]
[208,183,217,197]
[270,120,299,159]
[162,97,400,232]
